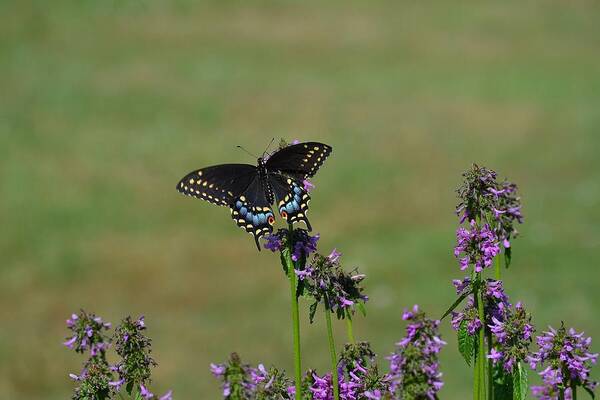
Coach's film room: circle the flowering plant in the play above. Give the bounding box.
[61,155,597,400]
[63,311,172,400]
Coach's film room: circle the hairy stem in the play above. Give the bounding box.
[494,254,501,281]
[345,311,355,344]
[474,350,480,400]
[285,226,302,399]
[477,278,487,400]
[324,296,340,400]
[487,329,494,400]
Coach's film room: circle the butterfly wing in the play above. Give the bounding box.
[230,176,275,250]
[270,173,312,231]
[176,164,274,250]
[176,164,257,206]
[265,142,332,179]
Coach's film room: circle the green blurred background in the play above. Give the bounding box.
[1,0,599,398]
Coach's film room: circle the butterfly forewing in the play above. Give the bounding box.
[176,164,256,206]
[270,173,312,231]
[265,142,332,179]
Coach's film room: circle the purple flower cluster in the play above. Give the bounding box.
[487,302,534,373]
[528,323,598,399]
[264,228,320,262]
[64,310,111,356]
[387,305,446,399]
[450,279,510,336]
[111,316,160,397]
[300,249,368,321]
[210,353,292,399]
[64,311,172,400]
[454,220,501,272]
[455,164,523,248]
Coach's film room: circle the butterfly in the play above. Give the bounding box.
[176,141,332,250]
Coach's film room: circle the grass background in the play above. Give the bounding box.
[1,0,599,398]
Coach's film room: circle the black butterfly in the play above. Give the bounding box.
[176,142,332,250]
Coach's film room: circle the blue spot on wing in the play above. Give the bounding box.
[240,206,247,215]
[258,213,266,224]
[236,201,243,208]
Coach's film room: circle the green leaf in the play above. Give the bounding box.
[309,302,318,324]
[126,381,134,395]
[280,249,289,275]
[357,303,367,317]
[584,385,596,399]
[492,362,513,399]
[504,246,512,269]
[458,320,475,366]
[441,289,472,320]
[513,362,528,400]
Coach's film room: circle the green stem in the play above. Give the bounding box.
[571,381,577,400]
[325,297,340,400]
[559,388,565,400]
[345,311,355,344]
[285,226,302,400]
[487,329,494,400]
[473,275,487,400]
[473,272,480,400]
[494,254,501,281]
[474,351,480,400]
[478,280,487,400]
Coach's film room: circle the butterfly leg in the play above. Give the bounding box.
[277,180,312,231]
[230,196,275,251]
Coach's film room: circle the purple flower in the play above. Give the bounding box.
[302,252,368,322]
[264,231,284,252]
[159,390,173,400]
[328,248,342,263]
[387,306,445,398]
[63,336,77,349]
[529,324,598,398]
[488,348,503,363]
[303,179,315,192]
[455,164,523,250]
[108,378,125,391]
[452,277,471,294]
[140,384,154,399]
[210,363,226,377]
[454,221,500,272]
[292,231,319,262]
[63,310,111,356]
[112,315,158,391]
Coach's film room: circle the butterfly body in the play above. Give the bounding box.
[176,142,332,250]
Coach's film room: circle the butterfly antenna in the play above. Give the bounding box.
[263,137,275,157]
[236,145,258,159]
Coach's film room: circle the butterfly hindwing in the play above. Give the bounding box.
[265,142,332,179]
[176,164,257,206]
[270,173,312,231]
[230,176,275,250]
